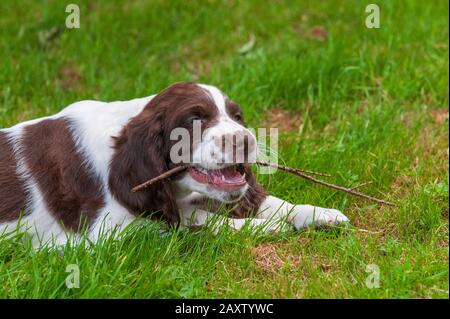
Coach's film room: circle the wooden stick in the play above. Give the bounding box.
[287,168,331,177]
[130,162,397,207]
[131,163,330,192]
[131,165,188,193]
[256,161,397,207]
[258,162,332,177]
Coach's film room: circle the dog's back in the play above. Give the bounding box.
[0,96,153,246]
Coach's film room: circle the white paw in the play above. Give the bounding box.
[291,205,349,230]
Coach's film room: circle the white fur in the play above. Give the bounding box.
[178,192,348,233]
[197,84,227,118]
[258,196,349,229]
[89,199,137,241]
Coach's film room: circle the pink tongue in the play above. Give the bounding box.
[210,170,243,184]
[189,167,246,191]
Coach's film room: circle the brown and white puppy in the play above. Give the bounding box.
[0,82,348,247]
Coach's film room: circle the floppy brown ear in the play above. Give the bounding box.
[228,165,268,218]
[108,107,180,226]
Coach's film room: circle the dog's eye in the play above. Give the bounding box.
[234,113,243,121]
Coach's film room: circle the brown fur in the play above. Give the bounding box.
[0,131,28,222]
[21,118,105,231]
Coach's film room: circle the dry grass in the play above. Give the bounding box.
[261,107,303,133]
[57,64,83,91]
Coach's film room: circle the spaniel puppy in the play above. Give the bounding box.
[0,82,348,247]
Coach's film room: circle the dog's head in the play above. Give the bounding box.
[109,82,259,224]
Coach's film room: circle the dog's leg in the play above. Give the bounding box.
[257,195,349,230]
[179,206,281,233]
[88,199,137,242]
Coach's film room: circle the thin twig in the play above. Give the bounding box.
[258,162,331,177]
[256,161,397,207]
[131,163,330,192]
[130,162,397,207]
[131,165,188,192]
[290,168,331,177]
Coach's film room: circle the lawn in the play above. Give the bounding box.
[0,0,448,298]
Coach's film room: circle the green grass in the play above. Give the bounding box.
[0,0,448,298]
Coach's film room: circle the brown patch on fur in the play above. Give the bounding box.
[0,131,28,222]
[21,118,104,231]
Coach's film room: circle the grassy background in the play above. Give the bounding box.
[0,0,448,298]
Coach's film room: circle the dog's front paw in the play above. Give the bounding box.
[291,205,349,230]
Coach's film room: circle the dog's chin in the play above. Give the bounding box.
[207,184,249,203]
[187,182,249,204]
[175,164,249,203]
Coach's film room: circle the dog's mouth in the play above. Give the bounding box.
[188,164,246,191]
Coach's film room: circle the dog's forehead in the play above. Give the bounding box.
[197,84,225,109]
[196,84,236,119]
[156,82,238,120]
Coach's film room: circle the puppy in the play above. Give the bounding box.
[0,82,348,247]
